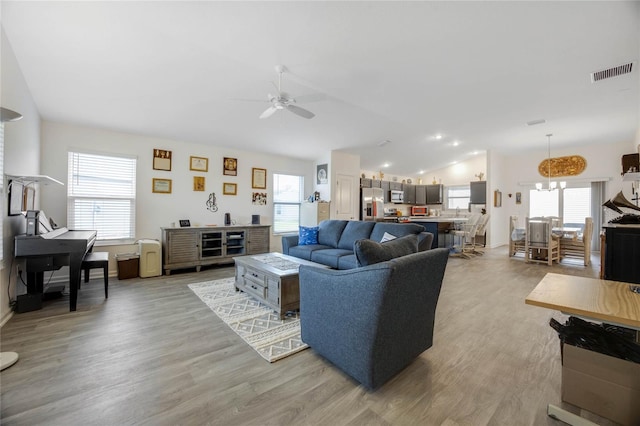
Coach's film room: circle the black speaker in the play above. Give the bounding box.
[26,210,40,236]
[252,215,260,225]
[224,213,231,226]
[15,294,42,313]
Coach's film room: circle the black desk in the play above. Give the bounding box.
[15,228,97,311]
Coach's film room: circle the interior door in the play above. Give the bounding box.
[335,174,355,220]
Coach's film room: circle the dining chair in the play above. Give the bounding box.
[525,217,560,266]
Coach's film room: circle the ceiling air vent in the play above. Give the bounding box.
[591,62,633,83]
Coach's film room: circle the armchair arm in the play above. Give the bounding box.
[281,234,299,255]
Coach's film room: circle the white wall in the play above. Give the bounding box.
[417,154,487,187]
[40,121,315,275]
[1,28,42,324]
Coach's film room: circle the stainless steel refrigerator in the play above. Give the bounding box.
[361,188,384,221]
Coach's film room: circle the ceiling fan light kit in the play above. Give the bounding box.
[259,65,316,120]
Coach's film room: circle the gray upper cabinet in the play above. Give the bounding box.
[470,181,487,204]
[415,185,427,204]
[389,181,402,191]
[426,184,443,204]
[381,180,390,203]
[402,183,416,204]
[360,178,372,188]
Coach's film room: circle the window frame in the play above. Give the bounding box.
[272,173,304,235]
[67,150,137,244]
[446,185,471,210]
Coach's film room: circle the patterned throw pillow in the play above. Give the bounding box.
[299,226,319,245]
[380,232,397,243]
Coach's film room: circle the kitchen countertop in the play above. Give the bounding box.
[407,216,468,222]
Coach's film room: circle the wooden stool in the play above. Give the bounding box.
[81,252,109,298]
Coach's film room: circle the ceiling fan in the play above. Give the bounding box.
[259,65,315,120]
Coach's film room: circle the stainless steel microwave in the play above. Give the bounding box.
[390,190,404,203]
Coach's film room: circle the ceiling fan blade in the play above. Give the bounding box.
[286,104,315,119]
[259,106,278,119]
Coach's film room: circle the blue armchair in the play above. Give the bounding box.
[298,248,449,390]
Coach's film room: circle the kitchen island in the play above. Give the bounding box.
[406,217,468,249]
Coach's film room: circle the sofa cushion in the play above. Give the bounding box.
[299,226,319,245]
[337,221,376,250]
[288,244,332,261]
[337,254,359,270]
[354,234,419,267]
[318,220,348,247]
[310,249,354,269]
[369,222,425,242]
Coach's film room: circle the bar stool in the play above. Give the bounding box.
[81,252,109,298]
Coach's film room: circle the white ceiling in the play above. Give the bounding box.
[2,1,639,177]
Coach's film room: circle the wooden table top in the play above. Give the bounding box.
[525,272,640,330]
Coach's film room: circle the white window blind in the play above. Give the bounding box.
[447,185,470,210]
[529,189,560,218]
[273,173,303,234]
[68,151,137,241]
[563,187,591,224]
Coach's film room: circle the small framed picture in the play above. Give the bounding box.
[193,176,205,191]
[153,149,172,171]
[190,156,208,172]
[223,157,237,176]
[179,219,191,227]
[223,182,237,195]
[515,192,522,204]
[494,190,502,208]
[252,167,267,189]
[152,178,172,193]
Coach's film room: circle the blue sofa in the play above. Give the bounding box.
[281,220,434,269]
[299,247,450,389]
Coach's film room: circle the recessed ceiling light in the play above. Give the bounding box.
[418,170,424,175]
[452,141,460,147]
[382,163,390,168]
[434,134,443,140]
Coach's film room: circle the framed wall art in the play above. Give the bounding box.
[252,167,266,189]
[223,182,237,195]
[153,149,172,171]
[193,176,205,191]
[190,156,208,172]
[223,157,237,176]
[8,180,24,216]
[252,192,267,205]
[317,164,328,184]
[494,190,502,208]
[152,178,172,193]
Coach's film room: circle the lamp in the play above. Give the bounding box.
[536,134,566,191]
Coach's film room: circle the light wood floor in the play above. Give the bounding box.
[1,248,618,425]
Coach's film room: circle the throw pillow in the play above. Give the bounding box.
[354,234,419,267]
[380,232,397,243]
[298,226,319,245]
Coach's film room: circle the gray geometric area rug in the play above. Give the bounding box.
[188,277,308,362]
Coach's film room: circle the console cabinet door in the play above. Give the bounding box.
[247,227,271,254]
[164,229,199,264]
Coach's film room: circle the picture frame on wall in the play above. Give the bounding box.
[317,164,328,184]
[153,149,172,171]
[190,156,208,172]
[494,190,502,208]
[152,178,172,193]
[223,182,237,195]
[252,167,266,189]
[223,157,237,176]
[516,192,522,204]
[8,180,24,216]
[193,176,205,191]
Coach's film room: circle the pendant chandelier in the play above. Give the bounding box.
[536,133,566,191]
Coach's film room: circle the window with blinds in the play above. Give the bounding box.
[563,187,591,224]
[447,185,470,210]
[529,189,560,217]
[273,173,303,234]
[68,151,137,241]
